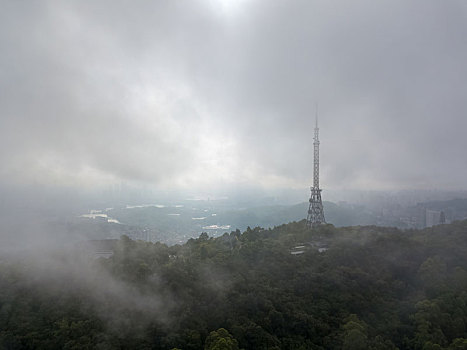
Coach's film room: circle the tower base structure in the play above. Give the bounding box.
[306,187,325,228]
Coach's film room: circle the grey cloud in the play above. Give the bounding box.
[1,1,206,186]
[1,0,466,190]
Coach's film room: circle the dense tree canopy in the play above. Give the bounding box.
[1,220,467,349]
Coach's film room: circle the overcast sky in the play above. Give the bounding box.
[1,0,467,192]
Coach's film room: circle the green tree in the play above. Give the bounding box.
[449,338,467,349]
[205,328,239,350]
[342,315,368,350]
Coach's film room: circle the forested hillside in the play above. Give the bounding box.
[104,200,376,244]
[1,220,467,349]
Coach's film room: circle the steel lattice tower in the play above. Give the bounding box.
[306,114,325,228]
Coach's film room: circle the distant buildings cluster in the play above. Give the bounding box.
[376,201,467,229]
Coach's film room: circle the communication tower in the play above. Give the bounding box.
[306,112,325,227]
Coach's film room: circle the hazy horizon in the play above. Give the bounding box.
[2,0,467,251]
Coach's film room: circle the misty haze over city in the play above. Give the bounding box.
[1,0,467,246]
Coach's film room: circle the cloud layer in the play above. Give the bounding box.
[1,0,466,190]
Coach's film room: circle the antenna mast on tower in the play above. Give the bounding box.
[306,106,325,228]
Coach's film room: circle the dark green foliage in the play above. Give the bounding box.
[204,328,239,350]
[1,220,467,349]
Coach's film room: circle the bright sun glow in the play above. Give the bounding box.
[209,0,249,16]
